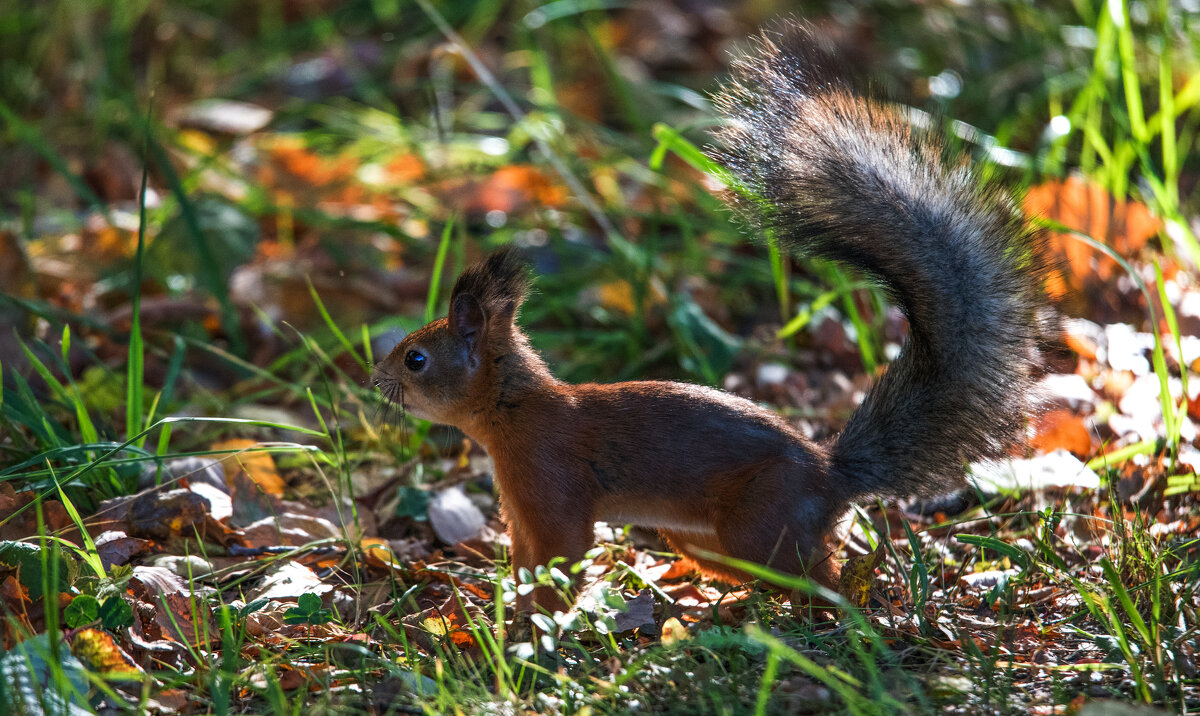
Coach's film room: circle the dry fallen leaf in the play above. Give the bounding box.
[612,589,657,633]
[1025,176,1161,308]
[838,543,885,608]
[1032,409,1096,458]
[70,628,143,678]
[661,616,690,646]
[213,439,286,496]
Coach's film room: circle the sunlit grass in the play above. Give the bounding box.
[1,0,1198,713]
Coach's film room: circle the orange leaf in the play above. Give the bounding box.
[461,165,567,214]
[598,280,636,316]
[70,628,143,678]
[1032,409,1095,457]
[384,153,425,184]
[1025,177,1161,293]
[658,559,695,582]
[361,538,404,571]
[212,439,286,496]
[662,583,709,608]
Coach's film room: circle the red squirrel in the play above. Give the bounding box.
[374,23,1052,613]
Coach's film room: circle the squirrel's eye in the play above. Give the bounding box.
[404,350,427,372]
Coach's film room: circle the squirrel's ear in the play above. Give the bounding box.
[449,247,531,330]
[451,293,486,367]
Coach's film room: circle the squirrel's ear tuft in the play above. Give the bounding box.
[448,246,531,329]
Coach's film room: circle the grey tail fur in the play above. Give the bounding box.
[710,22,1053,500]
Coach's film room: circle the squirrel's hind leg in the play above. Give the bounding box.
[660,462,842,590]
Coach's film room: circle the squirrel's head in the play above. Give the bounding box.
[374,247,531,426]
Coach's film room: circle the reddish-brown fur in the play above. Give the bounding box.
[373,22,1051,613]
[374,257,843,611]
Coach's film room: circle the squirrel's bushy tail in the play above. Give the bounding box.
[710,23,1052,499]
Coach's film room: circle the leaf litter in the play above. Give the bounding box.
[0,5,1198,713]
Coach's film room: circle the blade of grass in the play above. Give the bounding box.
[753,646,781,716]
[59,327,99,446]
[1112,0,1147,144]
[765,235,789,324]
[1078,587,1153,701]
[745,625,874,714]
[126,128,148,448]
[425,217,455,324]
[649,122,741,191]
[1,367,64,448]
[1154,261,1186,468]
[361,324,374,366]
[1157,10,1178,202]
[48,467,104,578]
[1086,439,1160,471]
[956,534,1033,573]
[307,277,367,373]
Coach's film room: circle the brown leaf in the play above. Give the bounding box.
[94,531,154,570]
[128,488,211,540]
[0,575,34,646]
[154,591,214,648]
[0,488,73,540]
[143,688,190,714]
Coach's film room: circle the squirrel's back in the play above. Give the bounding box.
[710,23,1054,499]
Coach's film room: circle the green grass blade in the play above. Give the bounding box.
[1112,0,1147,143]
[753,647,781,716]
[956,534,1032,572]
[361,324,374,366]
[1153,261,1185,466]
[765,233,789,323]
[649,122,742,192]
[57,326,100,445]
[49,465,105,578]
[307,277,367,372]
[1086,439,1160,471]
[126,134,149,448]
[745,625,874,714]
[425,217,455,324]
[17,337,70,402]
[1100,559,1152,646]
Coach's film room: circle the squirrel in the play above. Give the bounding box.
[373,22,1052,613]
